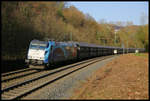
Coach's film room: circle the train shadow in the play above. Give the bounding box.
[45,57,95,71]
[45,60,78,71]
[1,59,27,73]
[1,56,105,73]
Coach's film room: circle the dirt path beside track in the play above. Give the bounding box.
[70,53,149,99]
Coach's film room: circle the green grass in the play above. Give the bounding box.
[134,53,148,58]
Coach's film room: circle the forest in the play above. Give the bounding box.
[2,2,148,61]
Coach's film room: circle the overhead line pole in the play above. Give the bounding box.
[70,32,72,42]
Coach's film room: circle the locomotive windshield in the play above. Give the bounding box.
[30,44,46,50]
[29,41,48,50]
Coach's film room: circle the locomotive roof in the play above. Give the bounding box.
[31,40,144,50]
[74,42,123,49]
[55,41,77,47]
[31,40,48,45]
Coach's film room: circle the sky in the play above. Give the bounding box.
[69,2,148,25]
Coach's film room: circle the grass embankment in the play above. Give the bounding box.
[70,53,149,99]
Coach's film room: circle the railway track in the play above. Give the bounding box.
[1,69,42,82]
[1,55,116,100]
[2,68,33,77]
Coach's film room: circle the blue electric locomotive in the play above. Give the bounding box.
[25,39,145,69]
[25,40,77,69]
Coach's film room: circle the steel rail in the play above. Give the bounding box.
[1,69,42,82]
[2,68,33,77]
[1,55,115,100]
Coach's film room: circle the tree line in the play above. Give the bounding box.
[2,2,148,61]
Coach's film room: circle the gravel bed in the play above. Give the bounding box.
[22,55,119,100]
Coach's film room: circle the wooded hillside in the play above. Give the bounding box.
[2,2,148,61]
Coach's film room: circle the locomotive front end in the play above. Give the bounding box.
[25,40,51,69]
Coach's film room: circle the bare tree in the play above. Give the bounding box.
[140,12,148,25]
[126,21,133,26]
[99,19,107,24]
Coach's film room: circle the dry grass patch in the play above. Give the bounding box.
[70,53,149,99]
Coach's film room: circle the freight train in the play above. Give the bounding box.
[25,39,145,69]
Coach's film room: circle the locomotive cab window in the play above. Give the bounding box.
[46,43,49,48]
